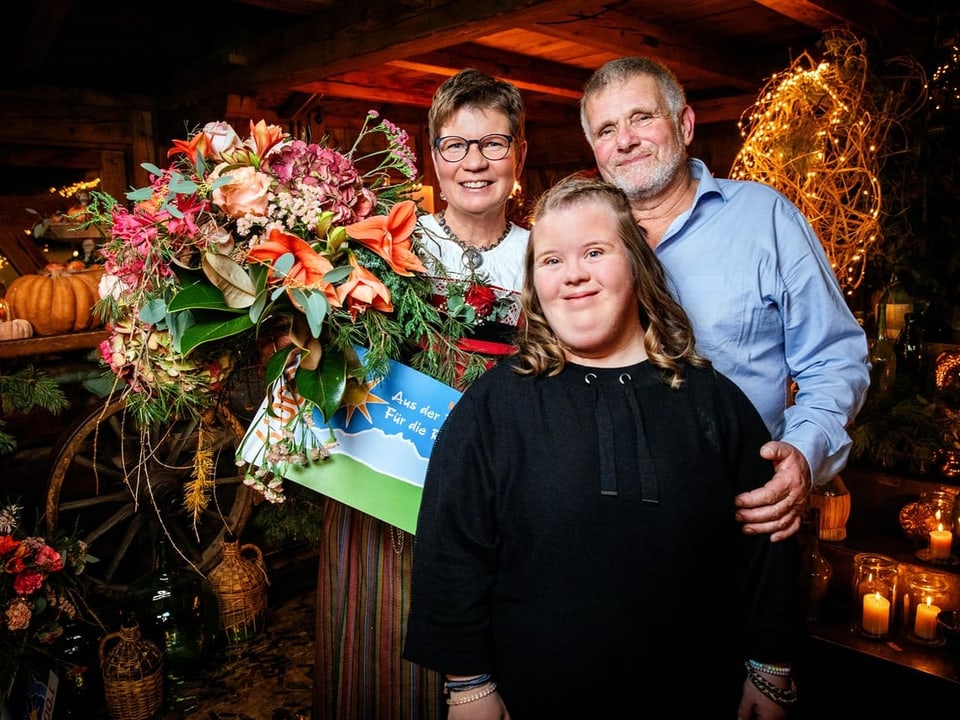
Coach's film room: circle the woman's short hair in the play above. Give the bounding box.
[428,68,526,148]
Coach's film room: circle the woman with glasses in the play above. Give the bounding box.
[314,69,530,720]
[419,68,529,293]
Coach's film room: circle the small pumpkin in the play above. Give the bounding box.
[0,318,33,341]
[6,266,104,336]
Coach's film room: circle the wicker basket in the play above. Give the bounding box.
[99,619,164,720]
[207,537,269,643]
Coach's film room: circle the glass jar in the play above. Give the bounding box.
[901,569,950,645]
[850,553,899,639]
[916,490,958,564]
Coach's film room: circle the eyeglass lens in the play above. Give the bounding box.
[436,134,513,162]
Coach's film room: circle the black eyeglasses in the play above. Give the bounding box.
[434,134,514,162]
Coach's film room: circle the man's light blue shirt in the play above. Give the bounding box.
[656,159,871,485]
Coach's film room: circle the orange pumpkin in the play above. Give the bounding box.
[6,266,104,336]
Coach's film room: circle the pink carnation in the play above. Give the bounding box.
[13,569,44,595]
[5,598,32,631]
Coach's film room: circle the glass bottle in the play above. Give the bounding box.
[800,506,833,623]
[133,537,212,679]
[895,311,924,382]
[869,302,897,398]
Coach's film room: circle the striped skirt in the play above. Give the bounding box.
[314,498,444,719]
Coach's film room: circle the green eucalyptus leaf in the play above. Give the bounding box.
[273,253,295,279]
[323,265,353,284]
[179,314,256,355]
[297,290,328,337]
[296,347,347,422]
[168,174,198,195]
[167,310,196,353]
[141,162,164,176]
[140,297,169,325]
[249,291,268,324]
[126,187,154,202]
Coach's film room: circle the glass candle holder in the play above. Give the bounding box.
[916,490,959,565]
[901,570,950,646]
[850,553,899,640]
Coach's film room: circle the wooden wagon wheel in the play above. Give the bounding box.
[45,398,255,598]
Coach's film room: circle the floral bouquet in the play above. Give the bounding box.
[82,112,486,506]
[0,501,94,695]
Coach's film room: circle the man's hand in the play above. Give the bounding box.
[734,441,810,541]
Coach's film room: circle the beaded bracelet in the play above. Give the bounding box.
[744,662,798,707]
[446,682,498,706]
[747,659,792,676]
[444,673,492,694]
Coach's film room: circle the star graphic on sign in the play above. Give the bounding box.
[342,377,387,426]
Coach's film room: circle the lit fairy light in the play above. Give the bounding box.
[730,30,918,294]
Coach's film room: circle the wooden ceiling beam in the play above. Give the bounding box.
[529,8,763,92]
[168,0,614,104]
[748,0,913,35]
[387,44,590,100]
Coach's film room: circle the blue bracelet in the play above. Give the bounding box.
[444,674,493,693]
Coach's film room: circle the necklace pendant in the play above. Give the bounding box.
[462,248,484,270]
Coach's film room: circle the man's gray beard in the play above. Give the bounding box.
[611,147,686,201]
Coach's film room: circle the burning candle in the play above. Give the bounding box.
[862,591,890,636]
[929,524,953,560]
[914,598,942,640]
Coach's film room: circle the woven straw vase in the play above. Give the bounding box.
[207,537,270,643]
[99,619,164,720]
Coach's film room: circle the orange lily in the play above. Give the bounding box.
[345,200,426,276]
[247,119,286,157]
[167,132,213,164]
[336,256,393,319]
[246,228,340,307]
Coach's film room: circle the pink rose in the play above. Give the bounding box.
[211,165,272,218]
[202,121,242,160]
[34,545,63,573]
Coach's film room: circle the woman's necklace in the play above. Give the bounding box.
[436,210,512,271]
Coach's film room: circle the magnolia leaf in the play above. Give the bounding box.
[140,297,169,326]
[201,251,257,309]
[296,346,347,423]
[264,344,297,385]
[168,280,237,312]
[179,314,255,355]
